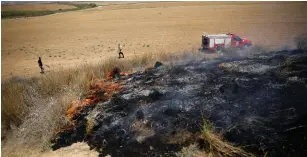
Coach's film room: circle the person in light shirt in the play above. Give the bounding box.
[118,44,124,59]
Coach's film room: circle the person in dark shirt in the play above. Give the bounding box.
[38,57,44,73]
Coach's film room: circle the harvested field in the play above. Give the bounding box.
[2,2,307,79]
[1,3,76,11]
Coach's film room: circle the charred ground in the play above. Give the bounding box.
[52,49,307,157]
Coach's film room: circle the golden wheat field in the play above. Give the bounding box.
[2,2,307,79]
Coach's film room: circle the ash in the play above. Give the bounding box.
[52,49,307,157]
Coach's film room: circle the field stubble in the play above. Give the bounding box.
[2,2,307,79]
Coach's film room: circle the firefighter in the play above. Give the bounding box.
[118,44,124,59]
[38,57,44,73]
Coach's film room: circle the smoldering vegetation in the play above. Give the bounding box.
[52,48,307,157]
[1,50,203,156]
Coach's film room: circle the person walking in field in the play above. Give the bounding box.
[38,57,44,73]
[118,44,124,59]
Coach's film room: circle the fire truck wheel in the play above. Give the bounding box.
[244,44,251,49]
[216,46,222,53]
[199,47,204,52]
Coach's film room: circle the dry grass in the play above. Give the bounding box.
[177,120,254,157]
[201,120,254,157]
[1,79,31,128]
[1,50,204,156]
[177,144,210,157]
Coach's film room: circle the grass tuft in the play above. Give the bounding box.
[202,120,254,157]
[177,119,254,157]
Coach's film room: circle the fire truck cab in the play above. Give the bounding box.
[201,33,252,52]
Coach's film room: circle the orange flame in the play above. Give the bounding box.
[56,68,133,135]
[107,67,134,80]
[55,125,75,134]
[106,71,114,80]
[56,81,122,134]
[65,80,122,122]
[106,67,121,80]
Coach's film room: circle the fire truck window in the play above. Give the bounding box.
[203,38,208,45]
[234,36,242,41]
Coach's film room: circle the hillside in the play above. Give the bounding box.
[51,49,307,157]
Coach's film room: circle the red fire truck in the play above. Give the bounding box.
[201,33,252,52]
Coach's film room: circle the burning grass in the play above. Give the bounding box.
[1,49,204,156]
[56,77,122,136]
[10,46,305,156]
[66,79,122,122]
